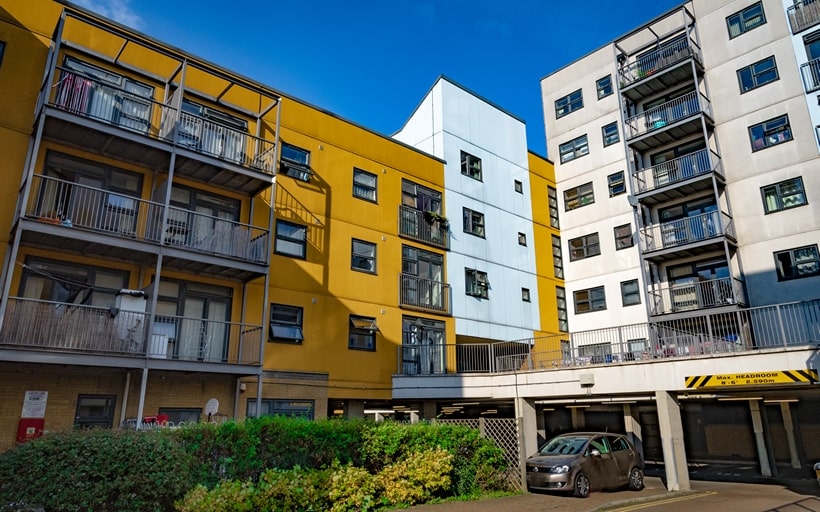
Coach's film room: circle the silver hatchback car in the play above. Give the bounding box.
[526,432,644,498]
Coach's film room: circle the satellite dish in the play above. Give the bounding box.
[205,398,219,416]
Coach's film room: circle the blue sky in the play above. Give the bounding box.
[73,0,683,157]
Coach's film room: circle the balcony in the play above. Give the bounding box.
[23,174,269,277]
[788,0,820,34]
[640,211,736,260]
[399,274,451,315]
[631,149,723,203]
[624,92,711,150]
[44,68,277,195]
[648,277,745,316]
[398,205,449,250]
[800,57,820,93]
[618,35,703,102]
[0,297,262,366]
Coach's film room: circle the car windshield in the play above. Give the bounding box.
[539,435,589,455]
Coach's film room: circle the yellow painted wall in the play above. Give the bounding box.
[527,151,564,343]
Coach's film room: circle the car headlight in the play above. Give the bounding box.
[549,465,570,474]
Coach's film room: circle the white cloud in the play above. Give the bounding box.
[71,0,144,29]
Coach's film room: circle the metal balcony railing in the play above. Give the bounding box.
[49,68,277,174]
[648,277,745,315]
[788,0,820,34]
[398,205,449,250]
[0,297,263,365]
[625,91,708,140]
[619,35,701,87]
[800,57,820,93]
[631,149,721,194]
[25,174,269,265]
[399,274,451,314]
[640,211,734,253]
[396,299,820,375]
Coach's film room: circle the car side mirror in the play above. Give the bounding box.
[589,448,601,457]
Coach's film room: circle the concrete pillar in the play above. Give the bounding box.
[623,403,644,460]
[749,400,772,477]
[780,402,801,469]
[535,404,546,448]
[515,397,539,457]
[346,400,365,419]
[409,410,420,423]
[570,406,586,430]
[655,391,690,491]
[422,401,437,421]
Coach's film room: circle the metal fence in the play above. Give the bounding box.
[397,299,820,375]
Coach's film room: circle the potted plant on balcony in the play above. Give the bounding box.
[423,211,449,228]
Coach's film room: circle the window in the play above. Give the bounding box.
[762,177,807,213]
[518,232,527,246]
[574,286,606,314]
[608,171,626,196]
[750,115,792,151]
[349,315,377,351]
[461,151,482,181]
[158,408,201,425]
[555,89,583,118]
[402,179,442,213]
[0,41,5,68]
[522,288,531,302]
[596,75,613,99]
[280,143,312,181]
[774,245,820,280]
[274,220,307,258]
[602,122,620,146]
[270,304,304,343]
[569,233,600,261]
[351,239,376,273]
[19,257,127,307]
[465,268,489,299]
[559,134,589,163]
[738,56,778,93]
[556,287,568,332]
[727,2,766,38]
[247,399,314,419]
[74,395,116,428]
[614,224,634,250]
[621,279,641,306]
[564,182,594,210]
[463,207,485,237]
[514,180,523,193]
[548,186,560,228]
[353,168,377,202]
[552,235,564,278]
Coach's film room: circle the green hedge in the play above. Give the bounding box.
[0,429,198,512]
[0,417,511,511]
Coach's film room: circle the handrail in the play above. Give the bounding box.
[639,210,734,253]
[619,35,701,87]
[630,149,721,194]
[624,91,708,140]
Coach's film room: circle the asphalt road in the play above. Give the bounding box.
[408,477,820,512]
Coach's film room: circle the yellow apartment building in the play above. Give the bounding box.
[0,0,451,449]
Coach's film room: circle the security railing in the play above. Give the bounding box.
[396,299,819,375]
[624,91,708,140]
[0,297,263,365]
[800,57,820,93]
[398,205,449,250]
[48,68,277,174]
[619,34,701,87]
[399,274,451,314]
[640,211,734,253]
[788,0,820,34]
[631,149,721,194]
[25,174,269,265]
[648,277,746,315]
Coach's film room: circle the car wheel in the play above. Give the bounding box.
[628,467,644,491]
[573,472,591,498]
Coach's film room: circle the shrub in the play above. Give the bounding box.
[0,428,199,512]
[327,463,377,512]
[374,448,453,506]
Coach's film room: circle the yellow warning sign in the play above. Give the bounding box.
[685,369,819,388]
